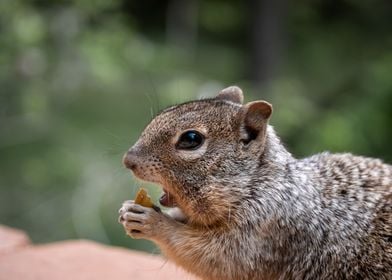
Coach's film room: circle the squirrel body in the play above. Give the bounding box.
[119,86,391,280]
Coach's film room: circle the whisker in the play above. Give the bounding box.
[146,74,161,112]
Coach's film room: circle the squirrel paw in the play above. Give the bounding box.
[118,200,166,240]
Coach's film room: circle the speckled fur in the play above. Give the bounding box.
[120,87,391,280]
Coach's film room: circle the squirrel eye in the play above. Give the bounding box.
[176,130,204,150]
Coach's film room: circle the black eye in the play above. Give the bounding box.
[176,130,204,150]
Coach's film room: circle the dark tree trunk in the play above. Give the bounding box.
[249,0,287,89]
[166,0,199,56]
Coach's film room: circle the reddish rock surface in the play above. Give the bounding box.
[0,225,197,280]
[0,225,31,255]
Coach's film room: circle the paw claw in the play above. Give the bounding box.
[119,200,164,240]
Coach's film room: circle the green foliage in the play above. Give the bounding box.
[0,0,391,253]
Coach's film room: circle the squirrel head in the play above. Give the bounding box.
[123,86,273,227]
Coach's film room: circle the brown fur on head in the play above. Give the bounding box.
[123,86,273,226]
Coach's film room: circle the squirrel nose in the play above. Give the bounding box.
[122,149,138,170]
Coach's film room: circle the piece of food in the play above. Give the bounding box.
[134,188,154,208]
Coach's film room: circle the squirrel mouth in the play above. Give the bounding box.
[159,189,177,208]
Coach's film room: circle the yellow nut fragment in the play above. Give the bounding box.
[134,188,154,208]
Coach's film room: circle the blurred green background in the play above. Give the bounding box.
[0,0,391,253]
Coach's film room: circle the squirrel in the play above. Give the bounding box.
[119,86,391,280]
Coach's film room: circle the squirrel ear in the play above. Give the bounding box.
[241,101,272,144]
[216,86,244,104]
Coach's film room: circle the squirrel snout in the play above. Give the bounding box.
[122,150,138,170]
